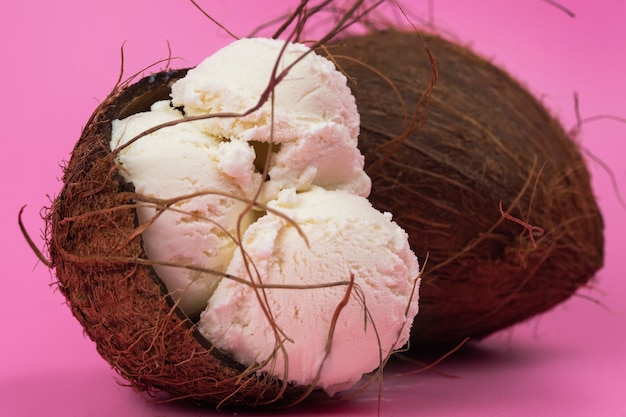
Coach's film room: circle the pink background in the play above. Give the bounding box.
[2,1,625,416]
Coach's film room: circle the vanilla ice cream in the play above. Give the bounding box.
[170,37,371,202]
[199,187,419,394]
[110,37,420,393]
[111,101,259,316]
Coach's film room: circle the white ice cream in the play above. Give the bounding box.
[111,101,259,315]
[171,37,371,203]
[110,37,419,393]
[199,187,419,394]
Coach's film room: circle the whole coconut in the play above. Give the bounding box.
[329,30,604,348]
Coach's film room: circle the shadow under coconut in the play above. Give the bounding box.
[203,337,573,416]
[394,333,575,373]
[0,339,571,416]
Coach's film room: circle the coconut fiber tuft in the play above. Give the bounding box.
[329,30,604,348]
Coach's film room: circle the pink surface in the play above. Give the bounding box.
[2,1,625,416]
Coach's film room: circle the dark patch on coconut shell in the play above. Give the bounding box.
[329,30,604,348]
[47,69,307,407]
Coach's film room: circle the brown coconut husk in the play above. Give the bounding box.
[328,30,604,348]
[47,69,310,407]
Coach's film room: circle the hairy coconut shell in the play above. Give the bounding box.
[329,30,604,348]
[48,70,307,406]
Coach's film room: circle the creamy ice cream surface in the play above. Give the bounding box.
[171,37,371,202]
[111,101,259,316]
[110,37,420,393]
[199,187,420,394]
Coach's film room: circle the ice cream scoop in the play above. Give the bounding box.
[199,186,420,394]
[171,37,371,203]
[111,101,259,316]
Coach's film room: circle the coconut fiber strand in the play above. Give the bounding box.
[330,30,603,348]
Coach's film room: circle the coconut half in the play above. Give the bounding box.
[48,69,310,406]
